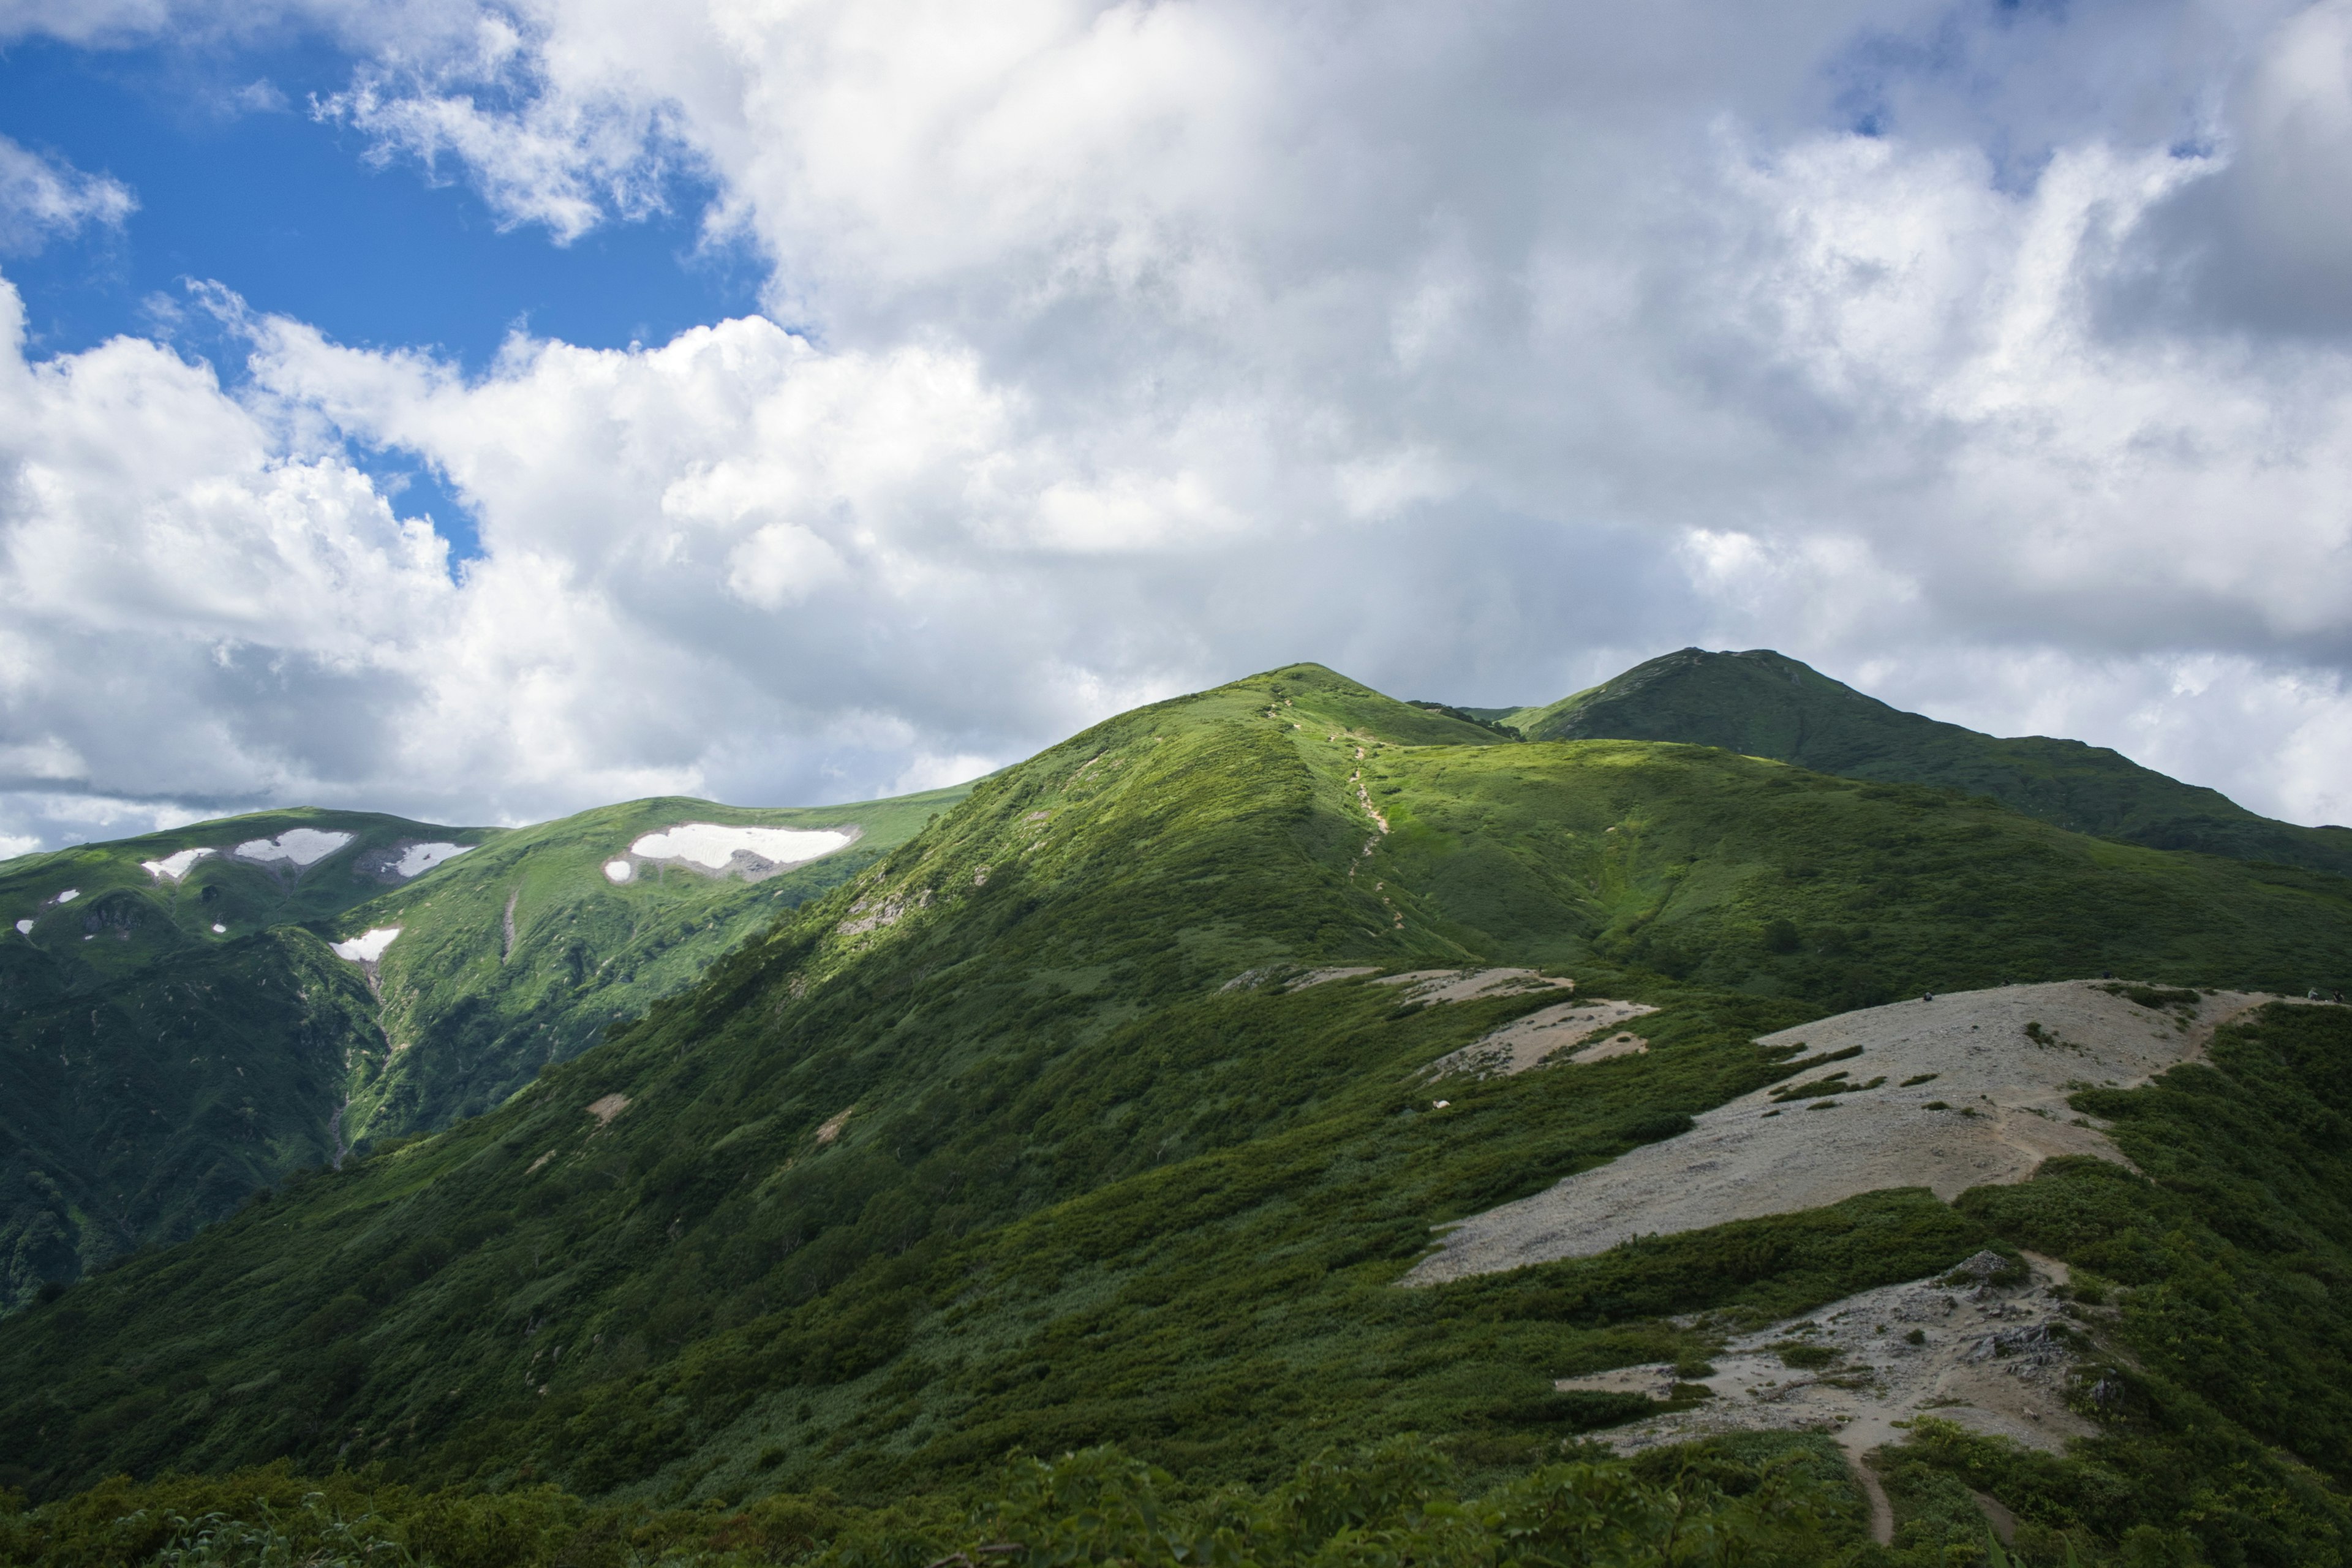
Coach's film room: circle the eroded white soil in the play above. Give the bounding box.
[1406,981,2274,1284]
[1425,997,1659,1079]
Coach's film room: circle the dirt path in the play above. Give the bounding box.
[1406,981,2275,1284]
[1556,1251,2092,1542]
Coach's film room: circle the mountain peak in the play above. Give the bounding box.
[1502,647,2352,875]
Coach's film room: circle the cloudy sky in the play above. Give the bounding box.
[2,0,2351,851]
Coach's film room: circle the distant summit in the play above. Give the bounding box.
[1501,647,2352,877]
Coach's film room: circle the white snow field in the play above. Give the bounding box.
[141,848,215,881]
[211,923,227,933]
[393,842,470,878]
[629,823,856,872]
[603,860,634,883]
[12,921,29,935]
[54,889,77,903]
[331,927,401,963]
[235,830,353,867]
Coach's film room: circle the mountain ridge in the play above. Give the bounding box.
[4,661,2351,1568]
[1496,647,2352,876]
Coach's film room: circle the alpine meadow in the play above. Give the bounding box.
[2,655,2351,1567]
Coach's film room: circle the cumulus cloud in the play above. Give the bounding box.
[0,135,134,254]
[7,0,2352,851]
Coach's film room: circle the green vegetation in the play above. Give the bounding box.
[1501,647,2352,878]
[9,663,2352,1564]
[342,791,968,1140]
[0,1436,1860,1566]
[0,793,966,1309]
[0,809,488,1303]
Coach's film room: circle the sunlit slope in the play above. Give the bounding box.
[0,809,493,1303]
[1354,736,2352,1008]
[7,663,2352,1506]
[1505,647,2352,876]
[335,789,970,1140]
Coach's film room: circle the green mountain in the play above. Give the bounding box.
[0,791,964,1309]
[6,663,2351,1566]
[1502,647,2352,876]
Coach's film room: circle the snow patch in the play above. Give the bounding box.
[211,923,227,933]
[603,859,634,883]
[53,889,77,903]
[331,927,401,963]
[630,823,855,872]
[141,848,215,881]
[12,920,29,935]
[393,842,470,878]
[235,829,353,867]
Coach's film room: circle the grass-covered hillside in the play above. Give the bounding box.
[7,665,2352,1564]
[335,790,968,1142]
[0,792,965,1310]
[1501,647,2352,877]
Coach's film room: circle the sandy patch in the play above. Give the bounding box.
[141,848,215,881]
[234,830,353,868]
[630,823,859,881]
[1405,981,2270,1284]
[1558,1251,2092,1542]
[838,887,927,935]
[331,927,401,964]
[585,1093,630,1126]
[815,1107,854,1144]
[1377,967,1574,1004]
[1289,965,1381,991]
[1426,998,1659,1079]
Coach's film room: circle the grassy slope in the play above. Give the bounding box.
[0,810,492,1302]
[341,790,968,1139]
[7,664,2352,1566]
[0,791,969,1311]
[1503,647,2352,878]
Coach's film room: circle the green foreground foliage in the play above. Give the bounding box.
[6,666,2352,1564]
[0,1437,1862,1567]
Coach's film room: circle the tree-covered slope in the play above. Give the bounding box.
[1502,647,2352,876]
[0,791,966,1310]
[0,809,495,1302]
[8,663,2352,1567]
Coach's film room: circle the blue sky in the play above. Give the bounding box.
[0,29,761,558]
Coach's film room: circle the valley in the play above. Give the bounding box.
[0,790,966,1306]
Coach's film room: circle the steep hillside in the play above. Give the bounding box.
[1504,647,2352,876]
[7,665,2352,1564]
[330,790,968,1140]
[0,810,494,1300]
[0,791,965,1309]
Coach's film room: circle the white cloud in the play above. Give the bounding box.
[0,134,134,254]
[9,0,2352,846]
